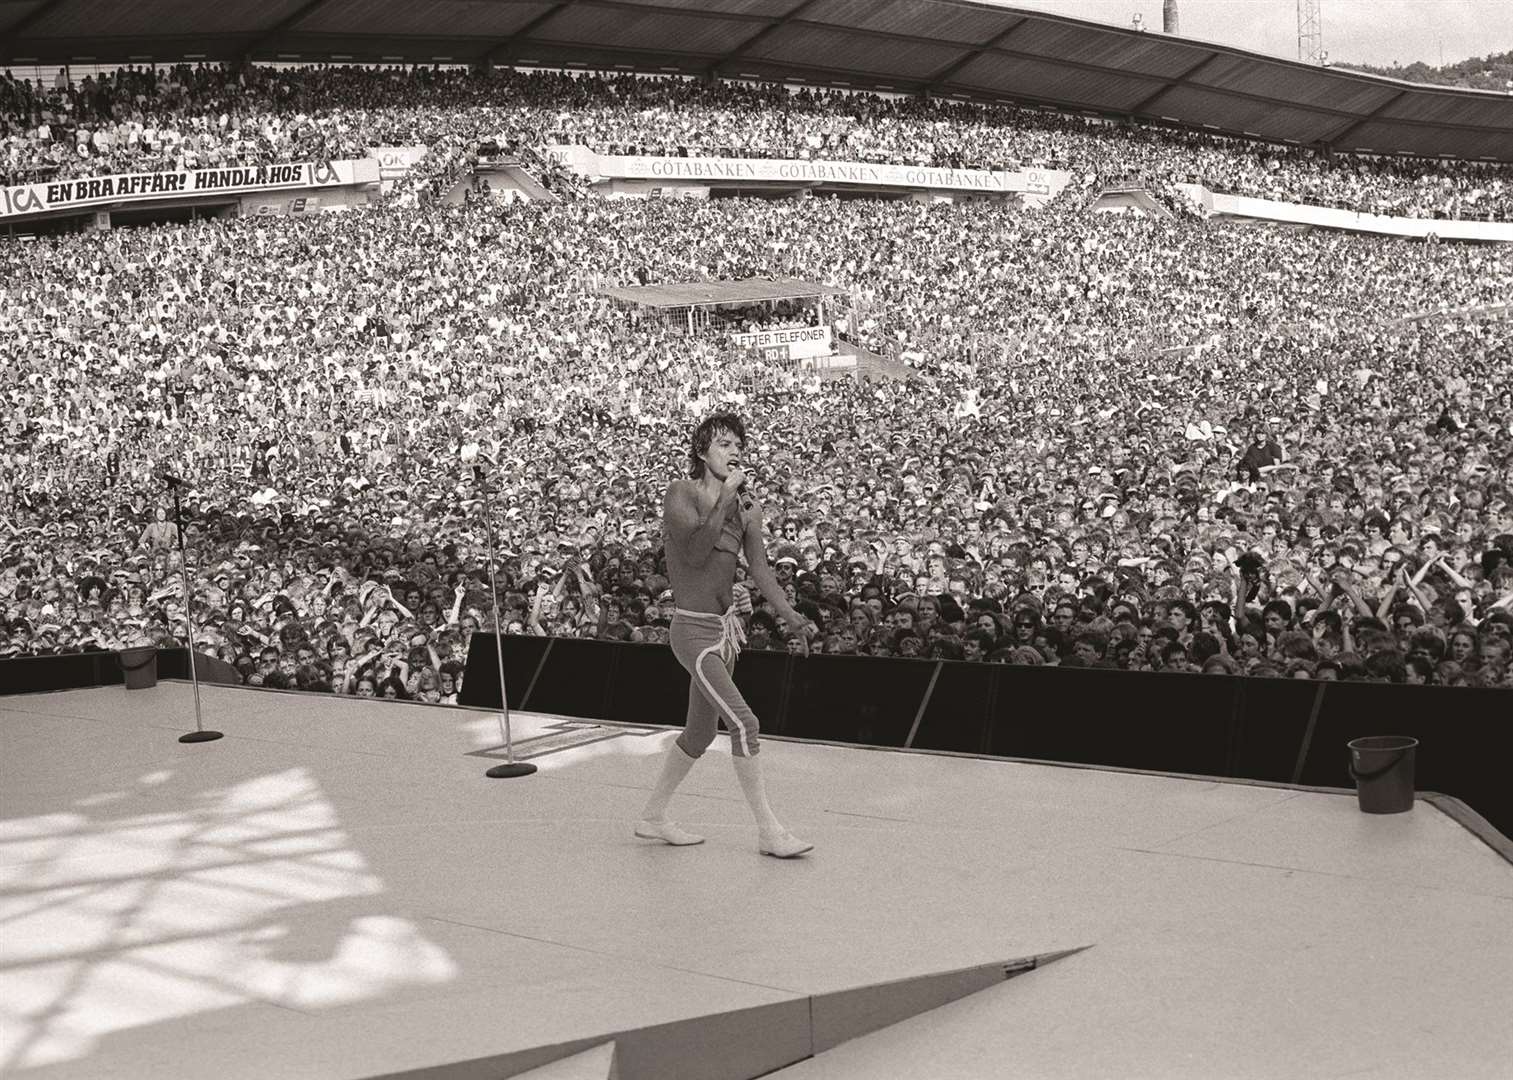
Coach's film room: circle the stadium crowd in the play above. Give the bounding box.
[3,66,1513,698]
[4,64,1512,219]
[5,188,1512,692]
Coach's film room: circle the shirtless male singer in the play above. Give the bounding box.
[634,413,815,858]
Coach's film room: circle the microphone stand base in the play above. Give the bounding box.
[486,762,537,779]
[179,730,224,744]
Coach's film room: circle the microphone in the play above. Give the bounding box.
[732,463,754,511]
[468,465,498,502]
[470,457,505,500]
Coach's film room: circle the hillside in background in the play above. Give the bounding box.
[1334,50,1513,91]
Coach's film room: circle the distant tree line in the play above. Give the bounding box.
[1334,50,1513,92]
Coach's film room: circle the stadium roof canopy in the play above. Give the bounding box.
[600,278,846,308]
[4,0,1511,162]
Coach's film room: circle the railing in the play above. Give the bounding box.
[460,634,1513,840]
[1,163,61,186]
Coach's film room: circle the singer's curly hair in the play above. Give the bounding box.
[687,413,746,480]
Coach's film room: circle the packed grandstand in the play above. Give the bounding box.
[3,63,1512,696]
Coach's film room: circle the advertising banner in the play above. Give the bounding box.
[550,145,1070,197]
[0,159,378,220]
[1205,187,1513,243]
[1023,170,1053,195]
[371,146,428,183]
[733,325,833,361]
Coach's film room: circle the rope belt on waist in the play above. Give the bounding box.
[674,603,748,665]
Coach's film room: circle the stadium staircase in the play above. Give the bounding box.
[834,339,914,382]
[446,160,561,205]
[1089,184,1175,219]
[499,162,562,204]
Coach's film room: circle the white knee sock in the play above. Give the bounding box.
[733,754,786,836]
[641,741,698,823]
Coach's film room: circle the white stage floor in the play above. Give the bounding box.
[1,683,1510,1080]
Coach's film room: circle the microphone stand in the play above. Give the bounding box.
[474,465,535,779]
[166,474,222,744]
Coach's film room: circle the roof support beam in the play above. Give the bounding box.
[1323,88,1409,148]
[576,0,770,27]
[483,2,580,65]
[923,16,1029,93]
[942,41,1395,131]
[243,0,338,60]
[2,0,68,40]
[1124,51,1220,116]
[707,0,824,77]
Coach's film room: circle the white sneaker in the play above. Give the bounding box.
[634,819,705,846]
[759,830,814,858]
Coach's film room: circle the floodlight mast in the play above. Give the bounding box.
[1298,0,1324,65]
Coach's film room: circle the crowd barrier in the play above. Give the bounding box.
[461,635,1513,839]
[0,649,240,695]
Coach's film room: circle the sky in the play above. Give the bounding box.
[996,0,1513,68]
